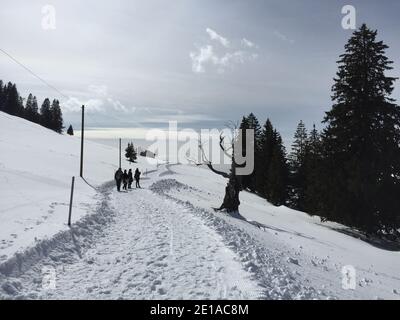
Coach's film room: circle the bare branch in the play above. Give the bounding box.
[205,162,230,178]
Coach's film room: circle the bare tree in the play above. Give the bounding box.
[190,123,244,214]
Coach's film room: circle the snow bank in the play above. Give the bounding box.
[152,164,400,300]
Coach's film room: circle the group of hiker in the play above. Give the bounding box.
[114,168,141,192]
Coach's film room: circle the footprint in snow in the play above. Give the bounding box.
[287,257,300,266]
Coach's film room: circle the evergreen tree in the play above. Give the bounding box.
[32,96,39,123]
[303,124,322,214]
[125,142,137,163]
[40,98,52,129]
[3,82,23,116]
[50,99,64,133]
[258,119,288,205]
[288,120,308,210]
[257,119,275,196]
[0,80,5,110]
[316,24,400,234]
[67,125,74,136]
[264,131,288,206]
[24,93,39,122]
[239,113,262,192]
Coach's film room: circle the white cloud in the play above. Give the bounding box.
[190,46,258,74]
[241,38,256,48]
[107,97,136,113]
[190,31,258,74]
[273,30,295,44]
[63,97,105,113]
[190,45,217,73]
[206,28,230,47]
[88,84,108,96]
[62,85,135,113]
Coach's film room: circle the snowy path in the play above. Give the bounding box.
[10,185,262,299]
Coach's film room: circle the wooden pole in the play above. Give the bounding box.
[119,138,122,168]
[80,105,85,177]
[68,176,75,226]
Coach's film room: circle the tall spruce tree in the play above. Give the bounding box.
[258,119,288,205]
[303,124,322,214]
[265,130,288,206]
[317,24,400,234]
[4,82,22,116]
[289,120,308,210]
[50,99,64,133]
[239,113,261,192]
[40,98,52,129]
[257,119,274,195]
[24,93,39,122]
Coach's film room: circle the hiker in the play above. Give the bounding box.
[134,168,141,188]
[122,169,129,191]
[128,169,133,189]
[114,168,123,192]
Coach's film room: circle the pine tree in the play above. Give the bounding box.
[303,124,322,214]
[32,96,39,123]
[24,93,39,122]
[40,98,52,129]
[3,82,22,116]
[317,24,400,234]
[0,80,5,111]
[50,99,64,133]
[265,131,288,206]
[239,113,261,192]
[257,119,275,196]
[289,120,308,210]
[258,119,288,205]
[125,142,137,163]
[67,125,74,136]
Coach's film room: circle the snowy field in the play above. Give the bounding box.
[1,112,400,300]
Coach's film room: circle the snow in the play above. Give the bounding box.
[1,111,400,300]
[0,112,156,267]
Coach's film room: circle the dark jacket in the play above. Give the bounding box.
[115,169,123,181]
[134,169,141,180]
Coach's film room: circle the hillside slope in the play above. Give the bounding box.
[1,111,399,300]
[0,112,155,264]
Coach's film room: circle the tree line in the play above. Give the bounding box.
[239,24,400,236]
[0,80,65,134]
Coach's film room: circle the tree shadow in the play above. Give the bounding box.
[330,227,400,252]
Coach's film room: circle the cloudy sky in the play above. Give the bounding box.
[1,0,400,141]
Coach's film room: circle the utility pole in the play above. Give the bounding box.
[80,105,85,177]
[119,138,122,168]
[68,176,75,227]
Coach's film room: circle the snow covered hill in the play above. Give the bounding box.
[0,112,156,267]
[1,111,400,300]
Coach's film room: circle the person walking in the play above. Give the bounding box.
[122,169,129,191]
[114,168,123,192]
[128,169,133,189]
[134,168,141,188]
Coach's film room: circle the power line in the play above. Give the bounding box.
[0,48,70,100]
[0,47,133,129]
